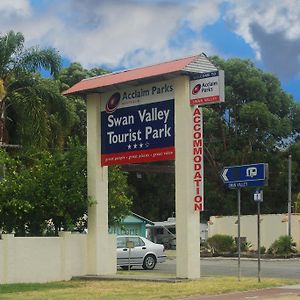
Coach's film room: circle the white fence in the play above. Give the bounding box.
[208,213,300,251]
[0,232,87,283]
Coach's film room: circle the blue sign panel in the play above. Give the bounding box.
[101,99,174,165]
[221,163,267,189]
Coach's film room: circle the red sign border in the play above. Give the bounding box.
[101,146,175,166]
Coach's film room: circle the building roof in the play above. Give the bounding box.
[146,217,176,228]
[63,53,217,95]
[124,211,154,225]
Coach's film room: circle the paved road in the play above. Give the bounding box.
[131,258,300,279]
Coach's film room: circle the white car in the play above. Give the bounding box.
[117,235,167,270]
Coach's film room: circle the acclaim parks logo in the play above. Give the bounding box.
[105,92,121,113]
[192,84,201,95]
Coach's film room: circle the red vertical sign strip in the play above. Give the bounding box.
[193,107,204,212]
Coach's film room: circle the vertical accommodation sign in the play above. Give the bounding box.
[190,69,225,212]
[193,107,204,211]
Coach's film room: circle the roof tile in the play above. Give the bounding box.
[63,54,199,95]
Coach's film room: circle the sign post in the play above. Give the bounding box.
[237,188,241,281]
[126,240,134,272]
[221,163,268,281]
[254,189,263,283]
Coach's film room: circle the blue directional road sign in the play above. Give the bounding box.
[221,163,268,189]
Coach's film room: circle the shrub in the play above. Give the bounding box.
[260,246,266,254]
[207,234,235,254]
[200,241,213,253]
[241,241,253,252]
[268,235,297,257]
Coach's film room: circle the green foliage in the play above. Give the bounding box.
[2,32,300,233]
[260,246,266,254]
[268,235,297,257]
[7,77,77,149]
[108,166,132,226]
[0,143,132,235]
[58,63,110,144]
[201,56,300,219]
[58,62,109,91]
[127,162,175,221]
[240,241,253,252]
[207,234,235,253]
[0,144,88,235]
[0,31,60,79]
[0,30,74,149]
[0,32,133,236]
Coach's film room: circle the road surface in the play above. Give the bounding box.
[130,257,300,279]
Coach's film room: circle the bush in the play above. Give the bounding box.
[207,234,235,254]
[241,241,253,252]
[260,246,266,254]
[268,235,297,257]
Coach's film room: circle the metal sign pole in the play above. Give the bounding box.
[221,163,268,282]
[254,189,263,283]
[288,155,292,236]
[128,248,131,272]
[237,188,241,281]
[257,200,261,283]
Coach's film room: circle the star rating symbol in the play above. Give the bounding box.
[127,142,146,150]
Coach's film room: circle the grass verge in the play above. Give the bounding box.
[0,277,298,300]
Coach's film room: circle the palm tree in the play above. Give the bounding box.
[0,30,66,148]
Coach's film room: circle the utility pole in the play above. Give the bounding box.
[288,155,292,237]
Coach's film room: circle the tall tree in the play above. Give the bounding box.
[202,57,300,220]
[0,144,132,236]
[0,31,65,148]
[58,62,109,144]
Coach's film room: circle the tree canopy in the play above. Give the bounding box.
[203,57,300,219]
[0,30,299,233]
[0,31,69,148]
[0,32,131,236]
[125,57,300,222]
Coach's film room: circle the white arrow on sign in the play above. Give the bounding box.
[221,168,228,182]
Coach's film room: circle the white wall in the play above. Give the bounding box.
[208,214,300,251]
[0,232,88,284]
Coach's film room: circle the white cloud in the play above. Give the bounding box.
[0,0,31,17]
[0,0,222,69]
[225,0,300,60]
[0,0,299,79]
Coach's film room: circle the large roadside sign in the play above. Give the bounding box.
[101,80,175,166]
[221,163,268,189]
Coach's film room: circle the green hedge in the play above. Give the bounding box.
[207,234,235,253]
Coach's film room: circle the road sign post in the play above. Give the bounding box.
[221,163,268,281]
[254,189,263,283]
[237,188,241,281]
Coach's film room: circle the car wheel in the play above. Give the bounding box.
[142,254,156,270]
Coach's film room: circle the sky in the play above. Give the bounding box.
[0,0,299,101]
